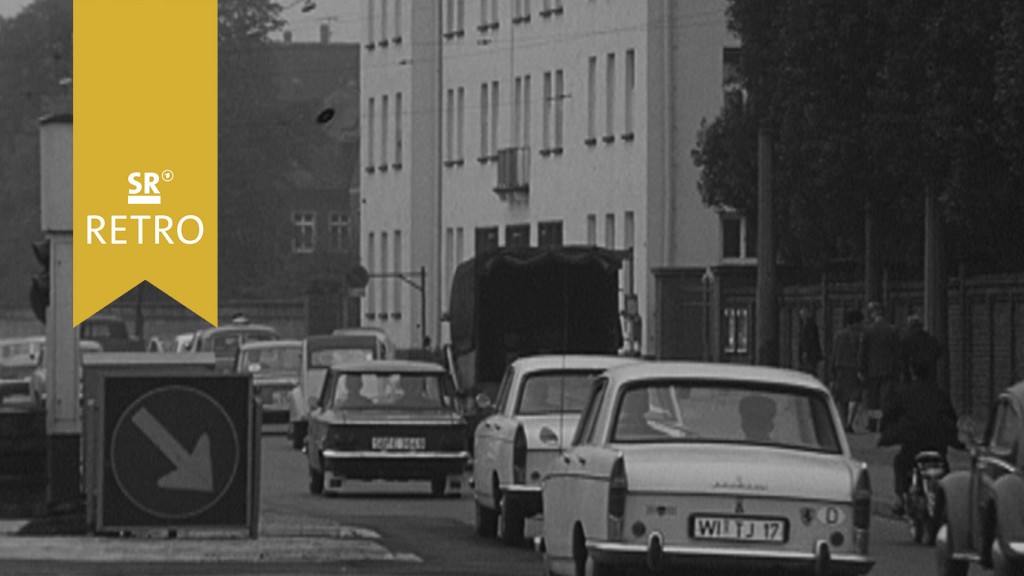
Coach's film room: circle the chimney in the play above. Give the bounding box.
[319,23,331,44]
[283,30,293,43]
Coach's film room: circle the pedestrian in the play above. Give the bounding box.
[829,308,865,432]
[797,305,823,377]
[877,362,960,516]
[859,301,901,433]
[900,314,943,384]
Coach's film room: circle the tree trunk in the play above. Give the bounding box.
[756,125,778,366]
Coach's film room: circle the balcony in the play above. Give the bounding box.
[494,147,530,200]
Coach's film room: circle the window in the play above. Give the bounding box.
[722,213,756,260]
[513,0,531,23]
[505,224,530,248]
[573,378,608,445]
[480,0,499,29]
[513,76,522,147]
[624,49,635,137]
[446,0,455,34]
[445,228,455,300]
[605,53,615,139]
[457,86,465,162]
[292,212,315,253]
[445,88,455,163]
[380,94,389,167]
[456,0,465,34]
[624,211,634,293]
[523,75,531,149]
[367,0,375,45]
[328,212,350,252]
[542,71,552,151]
[538,221,563,247]
[724,307,750,354]
[587,214,597,245]
[380,232,389,317]
[480,83,489,159]
[479,0,487,28]
[490,81,499,157]
[393,0,402,41]
[394,92,403,167]
[605,213,615,248]
[367,232,376,316]
[367,97,375,169]
[456,227,465,267]
[475,226,499,254]
[380,0,388,43]
[723,47,744,110]
[393,230,402,317]
[554,70,564,150]
[586,56,596,143]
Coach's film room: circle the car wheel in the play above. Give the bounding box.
[498,494,525,546]
[935,523,969,576]
[308,466,324,495]
[475,498,498,538]
[431,476,447,497]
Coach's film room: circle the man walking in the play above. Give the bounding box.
[859,302,901,432]
[901,314,943,384]
[830,309,865,432]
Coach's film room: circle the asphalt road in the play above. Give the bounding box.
[1,435,990,575]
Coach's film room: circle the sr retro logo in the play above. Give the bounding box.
[86,170,205,245]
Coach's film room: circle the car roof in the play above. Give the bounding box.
[238,339,301,351]
[329,360,445,375]
[511,354,639,372]
[601,361,828,393]
[331,327,391,338]
[0,336,46,346]
[196,324,277,336]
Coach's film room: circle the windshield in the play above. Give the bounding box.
[610,381,840,453]
[207,331,276,358]
[328,372,446,410]
[309,348,376,368]
[239,346,302,375]
[516,371,600,415]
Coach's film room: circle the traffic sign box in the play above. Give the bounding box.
[82,353,259,536]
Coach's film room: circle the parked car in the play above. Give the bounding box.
[288,330,395,449]
[473,354,637,544]
[0,336,46,383]
[188,324,279,373]
[28,340,104,405]
[305,360,468,497]
[79,315,144,352]
[936,381,1024,576]
[235,340,302,433]
[540,362,874,576]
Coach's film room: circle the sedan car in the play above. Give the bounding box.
[188,324,279,373]
[473,354,636,544]
[306,360,468,497]
[289,330,396,449]
[540,362,874,576]
[235,340,302,433]
[936,381,1024,576]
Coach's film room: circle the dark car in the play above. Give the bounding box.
[937,381,1024,576]
[306,360,468,497]
[189,324,279,373]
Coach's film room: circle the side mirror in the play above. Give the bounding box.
[475,393,492,411]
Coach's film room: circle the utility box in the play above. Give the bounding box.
[82,353,260,536]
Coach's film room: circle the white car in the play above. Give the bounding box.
[473,355,637,545]
[540,362,875,576]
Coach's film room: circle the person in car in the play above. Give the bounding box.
[343,376,372,407]
[739,394,777,443]
[614,390,662,440]
[395,378,434,407]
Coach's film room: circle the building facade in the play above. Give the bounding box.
[360,0,739,352]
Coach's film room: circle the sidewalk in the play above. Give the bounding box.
[846,429,972,520]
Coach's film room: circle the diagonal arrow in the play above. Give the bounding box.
[131,407,214,492]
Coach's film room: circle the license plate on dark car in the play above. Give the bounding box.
[371,436,426,451]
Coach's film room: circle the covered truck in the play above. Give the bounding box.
[446,245,627,404]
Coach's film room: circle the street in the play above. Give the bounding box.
[0,434,989,576]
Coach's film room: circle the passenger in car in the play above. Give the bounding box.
[395,378,433,407]
[739,395,777,442]
[343,376,372,407]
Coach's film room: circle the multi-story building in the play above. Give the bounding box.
[360,0,741,354]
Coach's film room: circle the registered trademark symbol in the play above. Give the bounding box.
[161,170,174,182]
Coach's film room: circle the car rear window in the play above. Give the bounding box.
[611,380,841,454]
[309,348,376,368]
[239,347,302,374]
[328,372,447,410]
[516,371,600,415]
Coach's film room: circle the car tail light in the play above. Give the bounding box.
[608,457,627,541]
[513,427,527,484]
[853,466,871,531]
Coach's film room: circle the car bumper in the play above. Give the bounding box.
[499,483,542,517]
[589,536,874,576]
[322,450,470,480]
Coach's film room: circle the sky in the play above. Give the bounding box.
[0,0,363,44]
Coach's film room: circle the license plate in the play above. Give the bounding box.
[371,436,426,451]
[690,515,788,543]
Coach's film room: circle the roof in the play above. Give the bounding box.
[196,324,278,337]
[328,360,445,375]
[511,354,639,373]
[601,361,829,393]
[239,339,302,351]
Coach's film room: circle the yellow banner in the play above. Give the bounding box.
[74,0,218,326]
